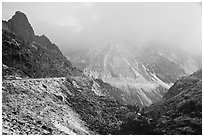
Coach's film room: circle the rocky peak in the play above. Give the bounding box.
[33,34,62,53]
[7,11,34,42]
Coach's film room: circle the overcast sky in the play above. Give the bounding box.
[2,2,202,56]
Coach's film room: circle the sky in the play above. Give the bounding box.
[2,2,202,56]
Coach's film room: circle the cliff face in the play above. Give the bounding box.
[2,11,73,78]
[6,11,35,43]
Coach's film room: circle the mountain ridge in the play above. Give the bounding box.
[67,39,200,107]
[2,10,202,135]
[2,11,74,78]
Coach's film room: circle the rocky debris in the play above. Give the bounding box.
[2,77,92,135]
[64,76,132,134]
[2,11,133,135]
[2,74,134,135]
[2,11,201,135]
[2,63,28,80]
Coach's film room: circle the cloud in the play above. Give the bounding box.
[82,2,95,8]
[56,16,83,32]
[2,2,201,55]
[91,14,100,22]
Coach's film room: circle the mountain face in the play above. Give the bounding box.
[4,11,34,43]
[2,11,73,78]
[67,39,199,107]
[144,69,202,135]
[2,11,137,135]
[2,11,202,135]
[117,69,202,135]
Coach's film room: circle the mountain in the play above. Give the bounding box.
[2,11,202,135]
[3,11,34,43]
[67,39,200,107]
[145,69,202,134]
[117,69,202,135]
[2,11,137,135]
[2,11,73,78]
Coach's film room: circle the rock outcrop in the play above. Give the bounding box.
[6,11,34,43]
[2,11,73,78]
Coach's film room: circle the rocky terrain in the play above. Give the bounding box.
[2,11,202,135]
[68,39,199,107]
[117,69,202,135]
[2,11,73,78]
[2,74,138,135]
[2,11,135,135]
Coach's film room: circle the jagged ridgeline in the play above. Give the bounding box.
[2,11,139,135]
[2,11,202,135]
[2,11,74,78]
[68,38,200,107]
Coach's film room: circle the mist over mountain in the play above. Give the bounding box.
[67,38,200,107]
[2,2,202,56]
[2,2,202,135]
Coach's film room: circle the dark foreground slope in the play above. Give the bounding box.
[117,69,202,135]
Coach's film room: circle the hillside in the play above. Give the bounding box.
[2,11,135,135]
[117,69,202,135]
[2,11,73,78]
[2,11,202,135]
[68,39,199,107]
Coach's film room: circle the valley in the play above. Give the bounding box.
[2,10,202,135]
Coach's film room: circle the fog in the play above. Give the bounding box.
[2,2,202,56]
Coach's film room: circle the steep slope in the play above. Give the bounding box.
[4,11,34,43]
[2,11,73,78]
[2,11,136,135]
[2,63,28,80]
[2,11,201,135]
[2,75,134,135]
[117,69,202,135]
[138,42,199,83]
[144,69,202,135]
[68,39,199,107]
[2,77,91,135]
